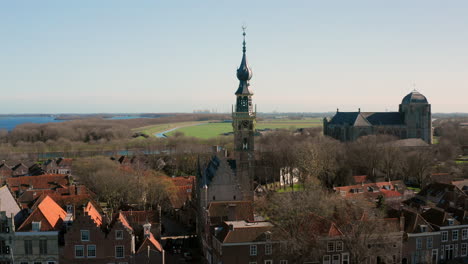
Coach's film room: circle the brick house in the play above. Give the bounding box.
[15,195,67,264]
[43,158,73,175]
[211,220,283,264]
[62,203,135,264]
[397,208,441,264]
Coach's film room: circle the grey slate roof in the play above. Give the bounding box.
[328,112,404,126]
[402,91,428,104]
[199,156,236,187]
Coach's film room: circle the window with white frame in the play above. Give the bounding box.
[265,243,272,255]
[250,245,257,256]
[323,255,331,264]
[280,260,288,264]
[453,230,459,241]
[327,241,335,252]
[75,245,84,258]
[32,221,41,232]
[81,230,90,241]
[332,254,340,264]
[342,253,350,264]
[87,245,96,257]
[416,238,422,250]
[116,230,124,240]
[336,241,343,252]
[462,243,467,257]
[264,260,273,264]
[115,245,124,258]
[442,231,448,242]
[463,229,468,240]
[427,236,433,249]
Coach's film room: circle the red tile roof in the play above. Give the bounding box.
[208,201,254,223]
[137,233,163,253]
[85,201,102,226]
[7,174,69,192]
[334,180,406,199]
[169,176,195,209]
[353,175,367,184]
[118,212,133,232]
[121,211,159,226]
[18,195,67,231]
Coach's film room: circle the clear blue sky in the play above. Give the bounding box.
[1,0,467,113]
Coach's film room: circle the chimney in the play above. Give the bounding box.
[399,213,405,232]
[143,222,152,238]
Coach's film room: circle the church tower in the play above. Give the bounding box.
[232,28,256,200]
[233,28,255,152]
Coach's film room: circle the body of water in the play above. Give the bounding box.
[106,116,149,120]
[0,116,64,131]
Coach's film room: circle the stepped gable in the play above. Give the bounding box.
[84,201,102,226]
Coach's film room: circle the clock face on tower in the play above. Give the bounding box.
[241,120,250,129]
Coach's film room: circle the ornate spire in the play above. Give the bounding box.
[236,27,253,95]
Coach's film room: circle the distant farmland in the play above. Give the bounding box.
[165,118,322,139]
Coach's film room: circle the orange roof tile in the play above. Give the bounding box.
[137,233,163,253]
[85,201,102,226]
[118,212,133,232]
[7,174,69,191]
[18,195,67,231]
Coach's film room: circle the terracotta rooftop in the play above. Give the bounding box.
[137,232,163,253]
[7,174,69,192]
[85,201,102,226]
[216,220,274,244]
[208,201,254,223]
[334,180,406,199]
[121,211,159,226]
[18,195,67,231]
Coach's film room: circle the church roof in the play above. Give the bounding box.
[199,155,236,187]
[328,112,404,126]
[235,29,253,95]
[402,91,428,104]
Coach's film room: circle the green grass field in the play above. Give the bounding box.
[165,118,322,139]
[132,121,206,136]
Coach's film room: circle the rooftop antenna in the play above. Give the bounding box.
[412,81,417,92]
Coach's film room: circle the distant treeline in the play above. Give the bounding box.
[0,113,229,144]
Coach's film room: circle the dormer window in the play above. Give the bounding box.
[265,231,271,241]
[448,218,454,226]
[420,225,427,233]
[32,221,41,232]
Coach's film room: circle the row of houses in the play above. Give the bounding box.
[0,158,72,180]
[0,173,164,264]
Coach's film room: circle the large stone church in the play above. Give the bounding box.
[323,91,433,143]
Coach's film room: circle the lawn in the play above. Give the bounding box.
[276,184,304,193]
[165,118,323,139]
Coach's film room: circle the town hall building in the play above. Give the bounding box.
[323,90,433,144]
